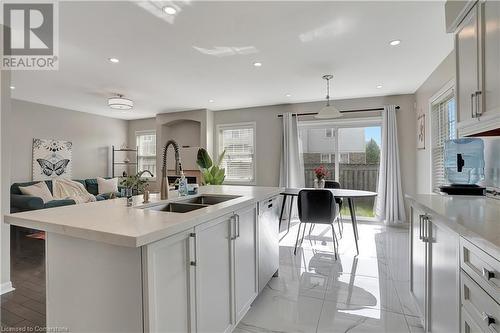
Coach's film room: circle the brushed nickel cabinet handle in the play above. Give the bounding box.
[189,233,197,266]
[482,267,495,280]
[419,215,423,240]
[481,312,495,326]
[471,93,476,118]
[476,91,482,117]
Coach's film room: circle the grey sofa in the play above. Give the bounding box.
[10,178,123,213]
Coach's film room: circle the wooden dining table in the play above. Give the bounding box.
[279,188,377,255]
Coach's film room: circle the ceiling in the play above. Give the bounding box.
[11,1,454,120]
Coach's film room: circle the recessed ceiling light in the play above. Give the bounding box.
[253,62,262,67]
[209,99,214,103]
[285,93,291,97]
[9,86,15,90]
[108,57,119,63]
[389,40,401,46]
[163,6,177,15]
[376,85,383,89]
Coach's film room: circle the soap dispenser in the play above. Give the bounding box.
[178,171,188,196]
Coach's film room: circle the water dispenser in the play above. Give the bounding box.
[440,138,486,195]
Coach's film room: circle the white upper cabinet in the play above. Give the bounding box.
[456,4,480,124]
[453,0,500,136]
[484,1,500,116]
[446,1,477,32]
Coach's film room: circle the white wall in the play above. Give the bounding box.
[415,51,456,193]
[10,99,129,182]
[1,69,13,293]
[212,94,417,200]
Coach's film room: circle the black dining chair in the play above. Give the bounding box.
[325,180,344,238]
[294,190,339,259]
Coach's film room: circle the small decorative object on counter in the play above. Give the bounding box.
[143,187,150,204]
[196,148,226,185]
[313,165,329,189]
[188,184,199,195]
[120,170,154,206]
[178,171,188,196]
[125,188,133,207]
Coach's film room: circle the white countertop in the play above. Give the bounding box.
[4,185,283,248]
[406,193,500,258]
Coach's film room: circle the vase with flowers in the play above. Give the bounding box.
[313,165,329,189]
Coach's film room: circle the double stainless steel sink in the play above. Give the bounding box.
[142,194,241,213]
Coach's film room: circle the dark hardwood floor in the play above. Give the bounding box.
[1,227,46,329]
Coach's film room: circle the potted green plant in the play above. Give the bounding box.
[196,148,226,185]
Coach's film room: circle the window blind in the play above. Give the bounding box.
[431,92,456,192]
[136,131,156,178]
[219,125,255,183]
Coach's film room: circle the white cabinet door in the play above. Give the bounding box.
[143,229,195,333]
[195,214,233,333]
[428,220,460,333]
[410,207,427,327]
[456,4,480,123]
[233,204,258,322]
[484,0,500,115]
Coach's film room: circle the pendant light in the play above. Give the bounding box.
[315,74,342,119]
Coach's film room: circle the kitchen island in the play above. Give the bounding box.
[5,185,283,333]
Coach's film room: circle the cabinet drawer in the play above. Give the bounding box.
[462,306,487,333]
[461,238,500,301]
[461,271,500,333]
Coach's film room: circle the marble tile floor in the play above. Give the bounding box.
[236,219,424,333]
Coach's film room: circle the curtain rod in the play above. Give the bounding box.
[277,106,400,118]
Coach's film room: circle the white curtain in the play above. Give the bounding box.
[376,105,406,225]
[279,113,305,188]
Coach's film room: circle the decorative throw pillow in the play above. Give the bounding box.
[96,177,118,195]
[19,182,54,204]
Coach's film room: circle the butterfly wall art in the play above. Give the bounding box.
[32,139,73,181]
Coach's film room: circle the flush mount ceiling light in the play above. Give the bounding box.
[315,75,342,119]
[389,40,401,46]
[209,99,214,103]
[9,86,15,90]
[253,62,262,67]
[163,6,177,15]
[108,94,133,110]
[285,93,291,97]
[108,57,119,63]
[376,85,383,89]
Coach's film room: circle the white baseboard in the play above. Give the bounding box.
[0,281,15,295]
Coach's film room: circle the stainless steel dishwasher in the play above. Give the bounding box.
[257,195,280,292]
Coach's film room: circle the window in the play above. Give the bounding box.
[299,120,381,218]
[136,130,156,178]
[431,87,456,192]
[217,123,256,184]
